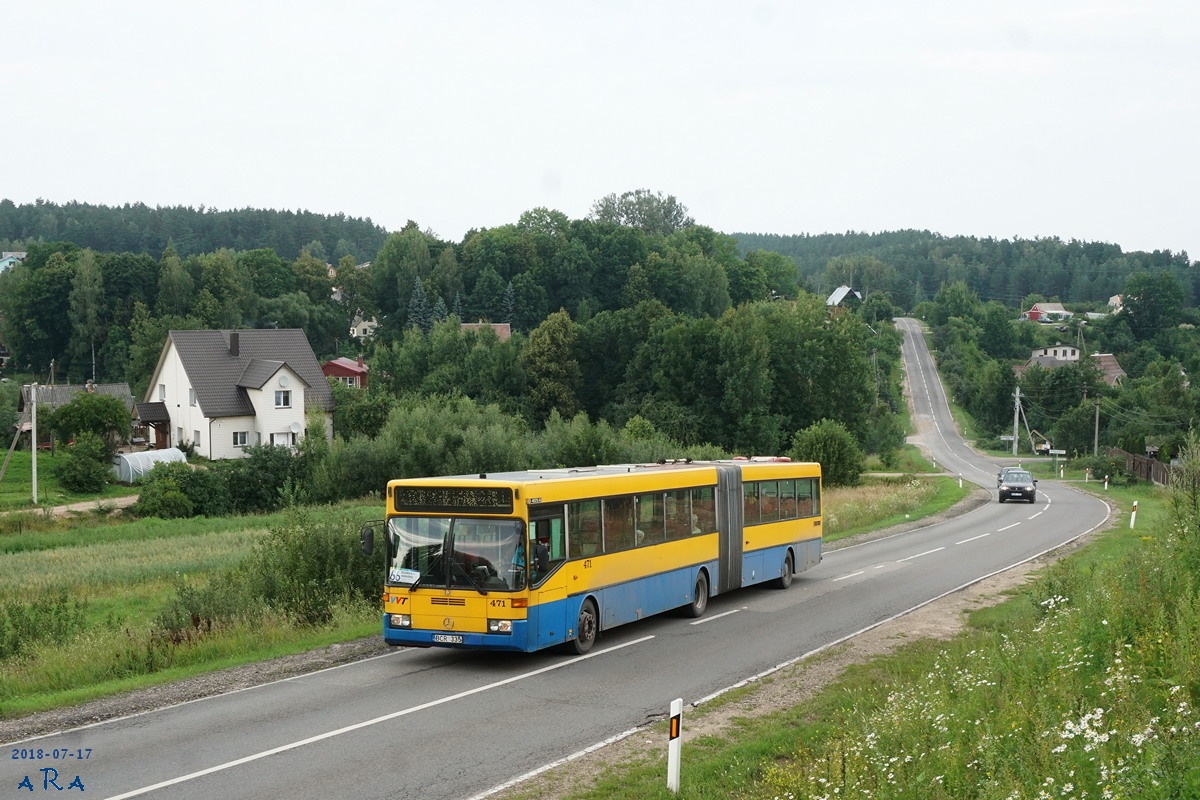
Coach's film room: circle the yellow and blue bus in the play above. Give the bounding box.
[360,458,822,654]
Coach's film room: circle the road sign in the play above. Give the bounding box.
[1000,435,1015,441]
[1049,449,1066,455]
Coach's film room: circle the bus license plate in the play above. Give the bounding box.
[433,634,463,644]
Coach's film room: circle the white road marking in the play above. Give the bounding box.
[100,636,655,800]
[691,608,741,625]
[897,547,945,562]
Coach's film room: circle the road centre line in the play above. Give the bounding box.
[691,608,740,625]
[833,571,865,582]
[955,532,991,545]
[998,522,1021,532]
[897,547,945,562]
[100,636,655,800]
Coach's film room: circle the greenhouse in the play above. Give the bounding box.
[111,448,186,484]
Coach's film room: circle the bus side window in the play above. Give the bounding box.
[780,479,797,518]
[743,482,759,526]
[568,500,602,558]
[603,496,635,552]
[692,486,715,533]
[797,479,814,517]
[760,481,779,520]
[636,492,664,545]
[665,489,690,540]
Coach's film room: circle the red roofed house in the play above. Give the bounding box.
[323,356,369,389]
[1022,302,1072,323]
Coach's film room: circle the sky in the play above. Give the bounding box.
[5,1,1198,261]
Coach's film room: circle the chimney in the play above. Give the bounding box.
[357,355,363,368]
[229,331,239,357]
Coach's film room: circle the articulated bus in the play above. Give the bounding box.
[359,458,822,654]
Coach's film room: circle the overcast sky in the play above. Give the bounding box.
[5,1,1197,261]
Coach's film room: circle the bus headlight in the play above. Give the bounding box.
[487,619,513,634]
[389,614,411,628]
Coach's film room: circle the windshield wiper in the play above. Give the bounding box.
[452,559,489,595]
[406,552,441,593]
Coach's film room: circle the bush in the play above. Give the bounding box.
[133,479,194,519]
[158,507,378,632]
[0,592,87,660]
[53,431,111,493]
[133,461,233,518]
[790,418,865,487]
[219,444,301,514]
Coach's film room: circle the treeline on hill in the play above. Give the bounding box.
[916,274,1200,469]
[0,191,907,472]
[735,230,1196,311]
[0,198,388,263]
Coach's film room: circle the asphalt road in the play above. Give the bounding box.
[4,318,1111,800]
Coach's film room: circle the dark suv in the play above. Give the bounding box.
[998,470,1037,503]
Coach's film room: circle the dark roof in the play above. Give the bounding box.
[237,359,291,390]
[135,402,172,423]
[165,329,334,418]
[19,383,135,412]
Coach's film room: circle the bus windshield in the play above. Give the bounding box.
[386,517,526,591]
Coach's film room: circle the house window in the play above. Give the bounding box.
[271,432,294,447]
[159,384,167,401]
[339,375,358,388]
[233,431,248,447]
[189,388,197,406]
[275,390,291,408]
[194,430,201,447]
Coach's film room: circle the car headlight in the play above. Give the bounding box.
[389,614,411,628]
[487,619,513,634]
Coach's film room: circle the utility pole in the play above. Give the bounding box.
[1012,386,1021,456]
[1093,399,1100,457]
[31,382,38,505]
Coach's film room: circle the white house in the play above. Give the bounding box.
[140,329,334,459]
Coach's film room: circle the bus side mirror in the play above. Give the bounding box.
[360,524,375,555]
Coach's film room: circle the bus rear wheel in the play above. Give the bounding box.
[775,552,794,589]
[570,599,598,655]
[686,571,709,618]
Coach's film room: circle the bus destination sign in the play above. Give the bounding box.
[392,486,514,515]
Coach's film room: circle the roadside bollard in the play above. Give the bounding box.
[1130,500,1138,529]
[1105,474,1110,490]
[668,698,683,792]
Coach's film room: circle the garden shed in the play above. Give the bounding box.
[112,448,186,484]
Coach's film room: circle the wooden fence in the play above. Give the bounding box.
[1109,447,1178,486]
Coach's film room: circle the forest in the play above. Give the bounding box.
[1,191,1197,472]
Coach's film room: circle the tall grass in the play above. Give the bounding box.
[0,501,380,718]
[752,481,1200,799]
[824,475,965,542]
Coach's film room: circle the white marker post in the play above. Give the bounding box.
[958,473,962,489]
[667,697,683,793]
[1130,500,1138,529]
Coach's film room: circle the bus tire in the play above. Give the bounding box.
[686,571,709,618]
[775,552,794,589]
[570,598,598,655]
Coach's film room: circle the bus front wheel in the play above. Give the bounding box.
[571,599,598,655]
[686,572,709,618]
